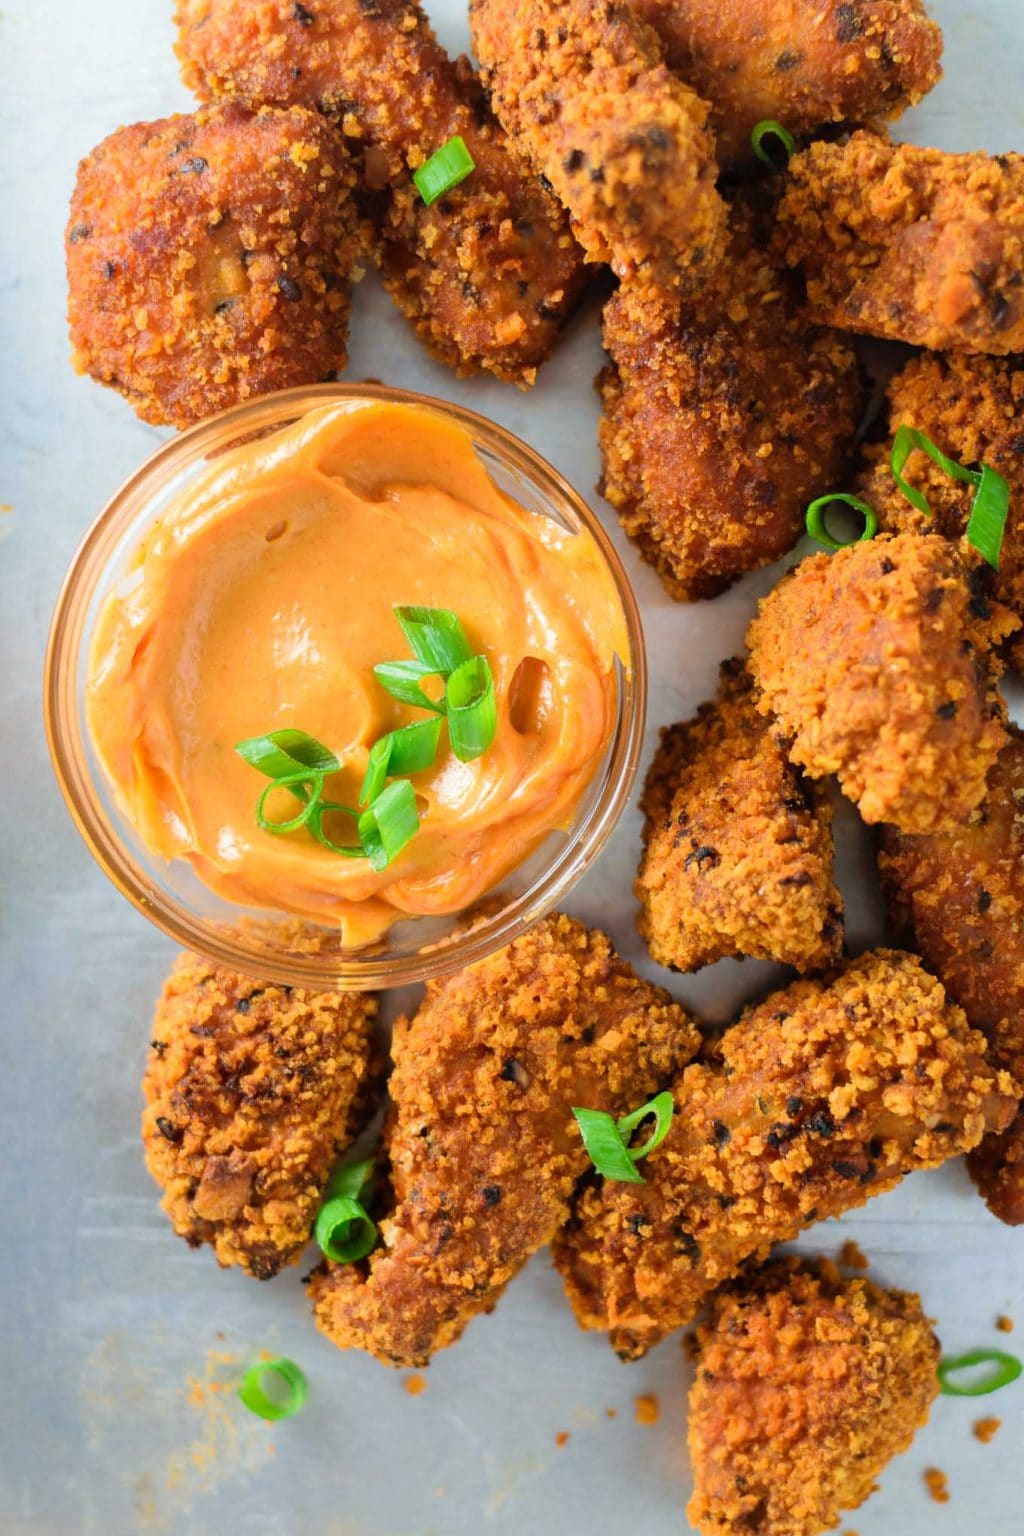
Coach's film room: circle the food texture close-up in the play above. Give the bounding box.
[4,0,1024,1533]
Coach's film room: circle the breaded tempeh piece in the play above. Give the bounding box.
[688,1256,940,1536]
[879,724,1024,1226]
[553,950,1016,1359]
[746,532,1017,834]
[599,216,863,599]
[856,351,1024,669]
[310,913,699,1367]
[142,952,379,1279]
[174,0,586,384]
[631,0,942,169]
[775,131,1024,354]
[470,0,726,291]
[66,103,358,428]
[636,658,843,973]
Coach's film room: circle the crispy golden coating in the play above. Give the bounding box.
[856,351,1024,669]
[636,658,843,973]
[553,949,1016,1359]
[775,131,1024,354]
[632,0,942,169]
[174,0,586,384]
[66,103,358,428]
[879,725,1024,1225]
[687,1256,940,1536]
[470,0,726,292]
[746,532,1017,834]
[599,220,863,600]
[142,952,378,1279]
[310,913,699,1367]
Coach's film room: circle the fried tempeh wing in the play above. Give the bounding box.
[553,950,1016,1359]
[687,1256,940,1536]
[636,658,843,973]
[310,913,699,1367]
[856,351,1024,669]
[174,0,586,384]
[879,724,1024,1226]
[631,0,942,170]
[775,131,1024,354]
[746,532,1017,835]
[470,0,726,292]
[142,952,379,1279]
[66,103,359,428]
[599,219,863,599]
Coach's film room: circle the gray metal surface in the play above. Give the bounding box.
[2,1,1023,1531]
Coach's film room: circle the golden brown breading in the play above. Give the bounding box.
[879,724,1024,1225]
[636,658,843,973]
[66,103,358,428]
[174,0,587,384]
[856,351,1024,669]
[553,949,1016,1360]
[310,913,699,1367]
[687,1256,940,1536]
[469,0,726,292]
[142,952,378,1279]
[632,0,942,170]
[599,220,863,600]
[775,131,1024,354]
[746,532,1017,834]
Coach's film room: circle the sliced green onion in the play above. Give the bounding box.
[412,136,476,206]
[358,778,420,871]
[751,119,795,172]
[890,423,978,515]
[394,605,473,675]
[616,1091,675,1161]
[314,1195,378,1263]
[256,770,324,833]
[938,1349,1022,1397]
[966,461,1010,571]
[573,1107,645,1183]
[359,717,443,806]
[235,728,341,780]
[325,1158,373,1201]
[238,1358,309,1421]
[446,655,497,762]
[805,493,879,551]
[308,799,364,856]
[374,660,447,714]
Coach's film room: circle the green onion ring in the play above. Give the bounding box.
[890,423,979,515]
[235,728,341,779]
[966,461,1010,571]
[314,1195,378,1263]
[256,770,324,833]
[616,1091,675,1160]
[573,1106,646,1183]
[308,799,364,856]
[412,136,476,206]
[938,1349,1023,1397]
[446,654,498,762]
[805,493,879,551]
[374,659,447,714]
[238,1358,309,1421]
[751,119,796,172]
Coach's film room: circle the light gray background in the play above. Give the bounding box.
[2,1,1023,1532]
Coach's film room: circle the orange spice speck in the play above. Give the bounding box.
[605,1407,617,1419]
[555,1431,570,1448]
[997,1315,1014,1333]
[838,1239,869,1271]
[973,1417,1001,1444]
[634,1394,660,1426]
[924,1468,950,1504]
[404,1373,427,1397]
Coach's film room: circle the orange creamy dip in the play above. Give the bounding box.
[87,401,626,946]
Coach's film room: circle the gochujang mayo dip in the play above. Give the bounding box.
[87,401,627,947]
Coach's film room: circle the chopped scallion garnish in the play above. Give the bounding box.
[314,1195,378,1263]
[446,654,498,762]
[394,605,474,674]
[359,717,444,806]
[938,1349,1022,1397]
[373,659,447,714]
[805,493,879,551]
[890,424,977,514]
[890,424,1010,569]
[236,728,342,780]
[358,778,420,872]
[325,1158,373,1202]
[751,119,795,172]
[238,1358,309,1421]
[256,769,324,833]
[573,1091,675,1184]
[412,136,476,206]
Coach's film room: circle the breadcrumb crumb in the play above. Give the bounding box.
[924,1467,950,1504]
[973,1417,1001,1444]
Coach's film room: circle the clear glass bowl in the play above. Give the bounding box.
[44,385,646,990]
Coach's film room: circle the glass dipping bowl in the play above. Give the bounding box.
[44,385,646,990]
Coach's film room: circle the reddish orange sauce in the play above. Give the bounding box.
[88,401,626,946]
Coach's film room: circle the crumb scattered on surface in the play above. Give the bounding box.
[404,1373,427,1397]
[634,1393,660,1426]
[555,1431,570,1448]
[997,1315,1015,1333]
[605,1407,617,1419]
[924,1468,950,1504]
[839,1240,869,1271]
[973,1417,1001,1444]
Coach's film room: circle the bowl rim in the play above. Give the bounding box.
[43,383,646,989]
